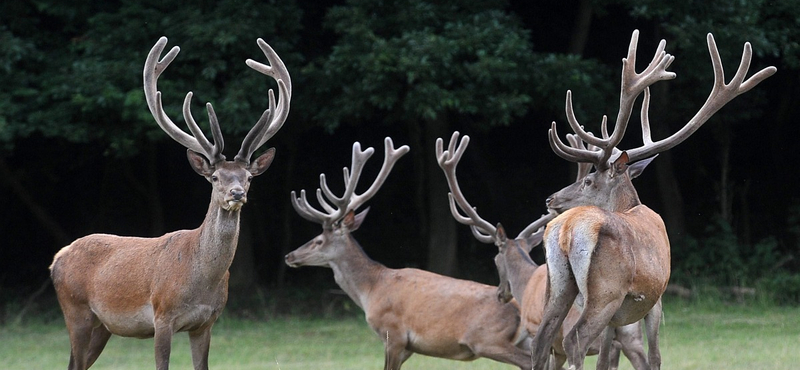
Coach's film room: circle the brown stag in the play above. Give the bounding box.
[285,138,534,370]
[437,131,661,370]
[49,36,291,370]
[530,30,776,370]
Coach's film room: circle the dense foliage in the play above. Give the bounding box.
[1,0,799,304]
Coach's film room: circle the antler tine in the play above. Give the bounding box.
[297,138,408,227]
[515,211,557,240]
[235,38,292,164]
[640,87,654,145]
[144,37,225,164]
[436,132,496,244]
[347,137,410,212]
[565,134,595,181]
[290,190,333,225]
[548,121,602,165]
[626,33,777,162]
[320,142,375,212]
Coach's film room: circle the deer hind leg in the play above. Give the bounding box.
[62,305,96,370]
[189,327,212,370]
[531,249,578,369]
[563,296,625,370]
[84,325,112,368]
[470,342,532,370]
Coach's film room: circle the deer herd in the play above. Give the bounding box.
[48,29,776,370]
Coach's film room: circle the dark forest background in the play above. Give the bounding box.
[3,0,800,312]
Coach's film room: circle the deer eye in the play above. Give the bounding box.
[211,175,219,182]
[248,176,254,182]
[583,178,592,187]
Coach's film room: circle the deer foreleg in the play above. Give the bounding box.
[189,327,212,370]
[594,326,615,370]
[382,330,411,370]
[644,299,663,370]
[154,321,174,370]
[615,322,648,370]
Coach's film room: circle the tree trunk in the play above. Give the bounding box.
[718,126,733,223]
[650,84,688,243]
[229,207,256,292]
[276,139,297,289]
[0,157,71,245]
[422,118,458,276]
[568,0,593,55]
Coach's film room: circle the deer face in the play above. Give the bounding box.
[187,149,275,212]
[546,152,653,214]
[285,232,337,268]
[285,209,368,268]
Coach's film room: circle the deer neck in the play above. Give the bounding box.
[194,201,241,282]
[608,180,642,212]
[505,244,538,303]
[327,236,384,310]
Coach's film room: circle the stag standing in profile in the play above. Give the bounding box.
[50,36,291,370]
[437,131,660,370]
[530,30,776,370]
[285,138,534,370]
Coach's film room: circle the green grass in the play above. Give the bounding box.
[2,300,799,369]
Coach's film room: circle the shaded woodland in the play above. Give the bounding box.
[2,0,800,306]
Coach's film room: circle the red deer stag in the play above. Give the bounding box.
[49,36,291,370]
[285,138,533,370]
[437,131,660,370]
[530,30,776,370]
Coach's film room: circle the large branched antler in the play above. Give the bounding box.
[548,30,776,169]
[235,39,292,164]
[144,37,226,164]
[143,37,291,165]
[291,137,409,228]
[437,132,556,243]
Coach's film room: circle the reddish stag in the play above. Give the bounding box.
[285,138,533,370]
[49,37,291,370]
[437,131,659,370]
[530,30,776,370]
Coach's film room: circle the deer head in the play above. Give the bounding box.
[546,30,775,214]
[143,37,291,212]
[286,138,409,267]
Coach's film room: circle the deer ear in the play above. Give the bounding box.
[494,223,508,245]
[524,229,545,252]
[628,154,658,179]
[610,151,630,177]
[187,150,214,177]
[344,207,370,231]
[248,147,276,177]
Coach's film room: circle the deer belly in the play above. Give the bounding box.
[92,303,156,338]
[406,330,477,361]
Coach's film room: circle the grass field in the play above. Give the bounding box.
[1,299,798,369]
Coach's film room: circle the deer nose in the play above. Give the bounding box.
[231,188,245,201]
